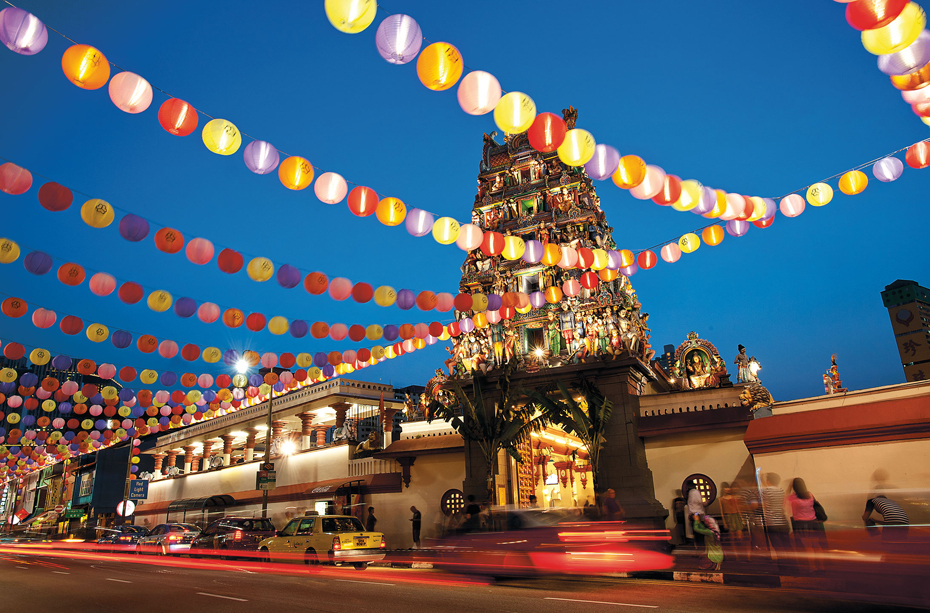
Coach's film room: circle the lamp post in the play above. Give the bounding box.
[261,386,274,519]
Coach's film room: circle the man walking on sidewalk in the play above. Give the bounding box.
[410,506,421,549]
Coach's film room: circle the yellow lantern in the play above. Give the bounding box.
[679,233,700,254]
[101,386,118,400]
[80,199,115,228]
[86,323,109,342]
[268,316,289,335]
[296,353,313,368]
[259,383,272,396]
[374,286,396,307]
[472,312,488,328]
[0,368,17,383]
[494,91,536,134]
[202,347,221,363]
[414,338,427,350]
[838,170,868,196]
[42,400,56,413]
[366,324,384,340]
[278,156,314,190]
[612,155,646,189]
[147,290,172,312]
[416,42,463,91]
[376,197,407,226]
[702,190,727,219]
[385,346,396,359]
[619,249,635,268]
[371,345,385,360]
[703,225,725,247]
[922,116,930,126]
[502,236,525,260]
[541,243,562,267]
[439,327,451,341]
[557,129,596,166]
[0,238,20,264]
[140,369,158,384]
[673,180,702,212]
[187,390,202,404]
[29,348,50,365]
[862,3,925,55]
[806,182,833,207]
[598,268,619,282]
[307,366,322,380]
[61,44,110,90]
[746,196,767,222]
[591,249,608,271]
[432,217,460,245]
[247,257,274,281]
[202,118,242,155]
[471,293,488,312]
[516,303,533,314]
[325,0,377,33]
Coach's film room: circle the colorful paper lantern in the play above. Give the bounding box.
[416,42,463,91]
[455,223,483,251]
[0,237,18,264]
[0,8,48,55]
[118,282,143,304]
[304,272,328,295]
[1,296,26,318]
[348,186,378,216]
[528,112,567,153]
[522,240,544,264]
[562,279,581,297]
[753,216,775,229]
[806,182,833,206]
[779,194,806,217]
[838,170,869,195]
[108,71,152,113]
[325,0,377,34]
[416,291,438,311]
[404,208,434,238]
[61,44,110,89]
[502,236,525,261]
[660,243,682,263]
[583,144,620,181]
[678,233,700,254]
[182,237,213,265]
[246,313,266,332]
[494,91,536,134]
[726,220,750,237]
[541,243,562,267]
[89,272,116,297]
[702,225,725,246]
[692,186,717,215]
[314,172,347,204]
[628,165,666,200]
[196,302,219,324]
[147,290,172,312]
[846,0,908,30]
[376,197,406,226]
[57,262,85,286]
[154,227,184,254]
[432,217,460,245]
[242,140,279,174]
[329,277,352,300]
[37,181,72,211]
[436,292,454,312]
[374,286,396,307]
[673,179,702,212]
[375,14,421,64]
[352,282,373,303]
[580,271,600,289]
[702,190,728,219]
[157,98,198,136]
[879,30,930,76]
[652,175,682,206]
[557,129,596,166]
[557,246,578,269]
[905,141,930,168]
[202,118,241,155]
[247,257,274,282]
[861,3,925,55]
[481,231,504,256]
[32,308,56,329]
[278,156,314,190]
[0,163,30,196]
[116,213,148,242]
[86,323,109,343]
[80,198,114,228]
[269,316,289,334]
[457,70,501,115]
[873,156,904,181]
[612,155,647,189]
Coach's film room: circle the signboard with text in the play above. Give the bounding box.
[256,470,277,491]
[128,480,148,501]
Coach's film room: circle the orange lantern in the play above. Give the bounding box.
[618,249,635,268]
[598,268,619,282]
[416,42,463,91]
[702,225,725,246]
[838,170,869,195]
[376,197,407,226]
[154,227,184,254]
[703,190,728,219]
[61,44,110,90]
[544,286,563,304]
[612,155,646,189]
[541,243,562,266]
[278,156,314,190]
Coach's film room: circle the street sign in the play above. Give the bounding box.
[256,469,276,491]
[261,462,274,471]
[128,479,149,501]
[54,505,64,513]
[62,509,85,519]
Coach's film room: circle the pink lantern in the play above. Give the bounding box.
[328,277,352,301]
[660,243,681,263]
[32,308,56,329]
[902,86,930,105]
[720,193,744,220]
[436,292,454,312]
[414,323,429,338]
[779,194,806,217]
[0,162,32,195]
[557,246,578,269]
[6,396,21,408]
[456,224,483,251]
[108,72,153,114]
[89,272,116,297]
[562,279,581,297]
[89,405,103,417]
[457,70,502,115]
[329,323,348,340]
[185,237,214,265]
[0,7,48,55]
[243,140,280,175]
[61,381,78,395]
[52,418,65,429]
[260,353,278,369]
[197,302,220,323]
[342,349,357,365]
[158,340,179,359]
[402,340,416,353]
[97,363,116,379]
[628,165,666,200]
[313,172,348,204]
[279,371,294,385]
[486,309,501,324]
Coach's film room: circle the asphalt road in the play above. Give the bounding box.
[0,548,913,613]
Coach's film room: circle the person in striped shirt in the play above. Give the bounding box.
[762,473,791,562]
[863,495,909,543]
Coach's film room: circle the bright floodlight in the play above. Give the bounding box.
[534,348,544,358]
[235,359,249,374]
[280,441,297,456]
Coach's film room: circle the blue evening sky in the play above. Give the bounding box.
[0,0,927,401]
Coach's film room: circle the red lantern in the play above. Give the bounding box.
[59,315,83,335]
[637,250,657,270]
[137,334,158,353]
[157,98,199,136]
[304,272,328,295]
[215,374,231,388]
[310,322,330,339]
[223,308,244,328]
[453,293,474,311]
[753,216,775,229]
[734,196,754,222]
[448,321,461,336]
[393,343,405,356]
[352,282,373,303]
[846,0,908,31]
[119,366,136,382]
[416,291,437,311]
[480,231,505,256]
[428,321,444,337]
[57,263,85,286]
[246,313,266,332]
[347,186,378,217]
[576,248,595,269]
[1,297,27,318]
[357,348,371,362]
[279,353,296,369]
[580,271,599,289]
[38,182,73,212]
[217,248,244,274]
[652,175,681,206]
[3,342,24,360]
[118,281,144,304]
[180,344,200,361]
[328,351,342,366]
[154,227,184,254]
[906,141,930,169]
[528,112,567,153]
[500,306,515,320]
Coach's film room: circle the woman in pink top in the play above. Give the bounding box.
[788,477,825,572]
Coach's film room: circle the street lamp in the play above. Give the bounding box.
[749,358,762,380]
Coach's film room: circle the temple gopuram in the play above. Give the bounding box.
[443,108,655,379]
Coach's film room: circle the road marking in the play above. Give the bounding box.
[544,597,657,609]
[105,578,132,584]
[334,579,395,586]
[196,592,248,602]
[52,571,70,575]
[15,566,29,569]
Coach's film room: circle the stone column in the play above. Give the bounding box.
[298,412,315,450]
[382,406,400,447]
[244,428,258,462]
[152,453,166,475]
[165,450,180,474]
[220,435,236,466]
[183,446,195,473]
[201,440,215,470]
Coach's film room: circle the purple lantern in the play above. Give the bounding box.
[692,187,717,215]
[248,374,263,387]
[529,291,546,308]
[396,289,416,310]
[23,251,52,275]
[375,14,422,65]
[726,219,750,237]
[160,371,177,387]
[383,325,399,341]
[276,263,301,289]
[873,156,904,182]
[583,144,620,181]
[222,349,240,365]
[313,352,328,368]
[51,354,71,370]
[878,31,930,76]
[110,329,133,349]
[118,213,150,242]
[486,294,502,311]
[20,373,38,387]
[605,250,622,271]
[522,240,544,264]
[0,8,48,55]
[243,140,280,175]
[59,402,72,414]
[459,317,475,334]
[760,198,777,221]
[118,388,135,402]
[620,263,639,276]
[322,364,335,378]
[173,297,197,318]
[289,319,308,338]
[405,208,434,237]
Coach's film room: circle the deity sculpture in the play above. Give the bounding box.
[734,345,754,383]
[546,312,562,356]
[687,353,711,389]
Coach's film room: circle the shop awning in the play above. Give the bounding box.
[166,494,236,514]
[374,434,463,459]
[303,473,402,500]
[23,511,58,526]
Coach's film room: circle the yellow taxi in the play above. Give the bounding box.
[257,514,385,569]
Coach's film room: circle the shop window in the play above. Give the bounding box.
[440,489,465,517]
[682,473,717,506]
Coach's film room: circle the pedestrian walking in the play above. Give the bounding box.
[738,480,765,560]
[692,513,723,571]
[787,477,826,573]
[862,494,909,544]
[719,482,746,560]
[365,506,377,532]
[684,482,705,546]
[601,488,625,521]
[761,473,791,564]
[409,506,421,548]
[461,495,481,533]
[671,490,687,546]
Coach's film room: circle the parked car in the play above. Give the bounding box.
[96,525,148,551]
[434,508,673,578]
[135,523,201,555]
[190,517,276,559]
[257,514,385,570]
